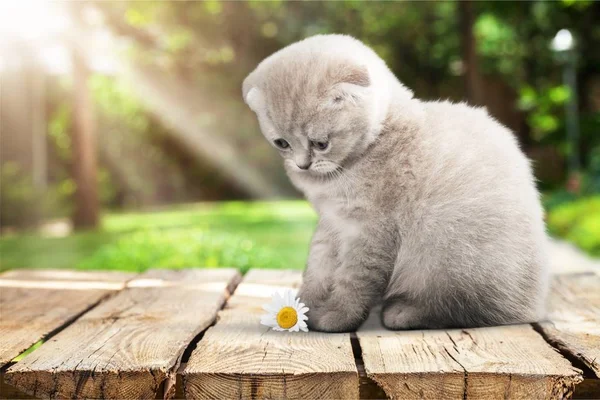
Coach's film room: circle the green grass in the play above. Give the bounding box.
[546,195,600,257]
[0,201,317,273]
[3,197,596,273]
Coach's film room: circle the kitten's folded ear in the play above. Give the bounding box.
[242,78,264,113]
[328,64,371,105]
[340,64,370,87]
[242,77,253,102]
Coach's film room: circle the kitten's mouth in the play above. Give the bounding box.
[285,160,341,179]
[308,161,341,177]
[307,166,342,180]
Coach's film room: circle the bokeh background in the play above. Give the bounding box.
[1,0,599,273]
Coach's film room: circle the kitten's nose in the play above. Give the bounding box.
[296,161,312,170]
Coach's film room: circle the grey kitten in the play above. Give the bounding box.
[243,34,549,332]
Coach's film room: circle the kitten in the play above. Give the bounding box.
[243,34,549,332]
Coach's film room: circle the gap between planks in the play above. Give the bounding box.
[350,333,389,400]
[163,300,234,400]
[535,273,600,378]
[0,295,122,400]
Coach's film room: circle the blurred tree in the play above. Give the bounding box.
[69,6,100,229]
[70,49,99,228]
[459,1,485,106]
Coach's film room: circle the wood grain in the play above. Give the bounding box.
[358,309,583,399]
[537,273,600,378]
[182,269,359,399]
[0,269,133,367]
[0,373,36,399]
[6,268,240,399]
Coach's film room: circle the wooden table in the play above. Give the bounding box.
[1,268,598,399]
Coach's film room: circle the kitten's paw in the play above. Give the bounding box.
[381,302,426,330]
[297,283,331,306]
[307,307,366,333]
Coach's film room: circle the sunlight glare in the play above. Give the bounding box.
[0,1,69,43]
[0,279,125,291]
[234,283,299,298]
[127,278,229,292]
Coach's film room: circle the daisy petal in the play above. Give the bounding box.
[286,290,294,306]
[262,304,280,314]
[260,318,276,328]
[273,291,283,304]
[260,314,275,322]
[262,304,273,312]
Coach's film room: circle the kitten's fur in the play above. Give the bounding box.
[243,34,549,332]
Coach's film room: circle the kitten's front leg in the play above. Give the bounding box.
[297,221,338,312]
[300,222,395,332]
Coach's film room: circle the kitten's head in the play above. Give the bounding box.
[243,35,410,178]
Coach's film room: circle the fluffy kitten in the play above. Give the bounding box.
[243,34,549,332]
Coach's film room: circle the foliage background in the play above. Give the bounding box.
[1,0,598,271]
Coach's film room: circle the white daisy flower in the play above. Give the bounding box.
[260,289,309,332]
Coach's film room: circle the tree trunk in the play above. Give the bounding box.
[70,47,99,229]
[459,1,485,105]
[32,65,47,193]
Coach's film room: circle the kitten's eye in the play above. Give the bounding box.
[273,139,290,149]
[333,95,343,103]
[311,140,329,151]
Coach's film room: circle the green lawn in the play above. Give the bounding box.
[3,197,597,274]
[545,195,600,257]
[0,201,317,273]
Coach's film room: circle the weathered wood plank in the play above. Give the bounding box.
[537,273,600,378]
[6,268,240,399]
[0,269,133,367]
[357,310,464,399]
[0,373,36,399]
[358,309,583,399]
[182,269,359,399]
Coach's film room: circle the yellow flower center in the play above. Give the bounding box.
[276,306,298,329]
